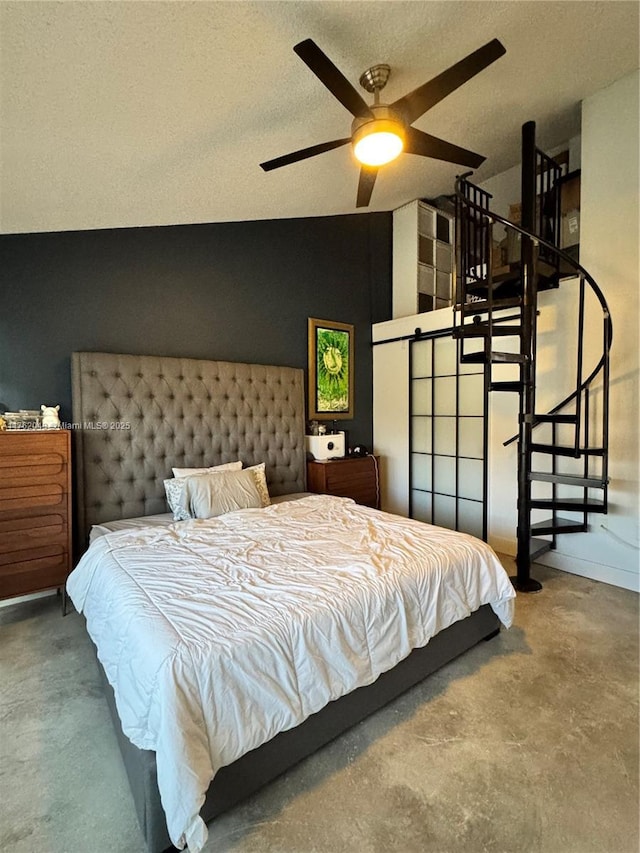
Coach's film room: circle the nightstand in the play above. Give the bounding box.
[0,430,72,605]
[306,455,380,509]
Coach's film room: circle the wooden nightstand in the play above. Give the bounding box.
[0,430,72,604]
[306,455,380,509]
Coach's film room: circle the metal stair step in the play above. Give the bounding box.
[488,350,527,363]
[461,351,528,364]
[453,324,522,339]
[531,517,587,536]
[530,537,553,561]
[466,278,521,295]
[492,266,522,285]
[537,278,561,292]
[491,259,560,291]
[529,471,607,488]
[537,257,558,274]
[538,258,562,282]
[558,257,579,278]
[534,413,578,424]
[529,497,607,513]
[455,297,523,315]
[531,443,606,457]
[489,381,523,393]
[464,274,523,294]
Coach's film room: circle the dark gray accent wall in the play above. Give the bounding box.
[1,213,392,448]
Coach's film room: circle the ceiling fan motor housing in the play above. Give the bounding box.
[359,64,391,94]
[351,104,406,139]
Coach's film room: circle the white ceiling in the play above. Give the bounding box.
[1,1,638,234]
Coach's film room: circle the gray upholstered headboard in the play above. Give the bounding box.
[71,352,306,546]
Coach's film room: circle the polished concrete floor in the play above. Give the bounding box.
[0,559,638,853]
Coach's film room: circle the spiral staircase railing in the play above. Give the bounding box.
[453,157,612,592]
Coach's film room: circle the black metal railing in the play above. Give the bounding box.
[456,178,493,299]
[455,178,613,423]
[535,142,562,266]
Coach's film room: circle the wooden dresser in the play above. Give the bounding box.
[306,455,380,509]
[0,430,72,601]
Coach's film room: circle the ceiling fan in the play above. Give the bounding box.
[260,38,506,208]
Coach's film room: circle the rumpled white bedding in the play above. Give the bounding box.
[67,494,515,851]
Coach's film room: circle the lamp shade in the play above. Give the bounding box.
[353,119,405,167]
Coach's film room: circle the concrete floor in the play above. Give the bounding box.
[0,559,638,853]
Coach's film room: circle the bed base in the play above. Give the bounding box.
[97,604,500,852]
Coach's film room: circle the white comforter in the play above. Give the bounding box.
[67,495,515,851]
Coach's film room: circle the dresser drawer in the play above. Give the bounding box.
[0,513,68,555]
[307,456,380,509]
[324,467,374,489]
[0,430,72,601]
[0,430,68,456]
[0,449,68,486]
[0,546,69,597]
[0,480,69,514]
[334,482,378,507]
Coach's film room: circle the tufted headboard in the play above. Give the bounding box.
[71,352,306,547]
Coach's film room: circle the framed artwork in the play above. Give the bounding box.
[308,318,354,420]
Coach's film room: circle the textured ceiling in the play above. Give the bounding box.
[1,1,638,234]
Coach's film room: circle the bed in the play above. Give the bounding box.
[67,351,515,853]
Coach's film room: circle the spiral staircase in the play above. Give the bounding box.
[453,122,612,592]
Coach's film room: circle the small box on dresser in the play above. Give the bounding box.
[0,430,72,601]
[306,456,380,509]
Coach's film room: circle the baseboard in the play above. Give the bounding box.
[0,589,57,609]
[488,535,516,557]
[537,551,640,593]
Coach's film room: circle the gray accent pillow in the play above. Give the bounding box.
[165,471,262,521]
[182,469,262,519]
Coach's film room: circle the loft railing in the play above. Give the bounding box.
[455,179,493,299]
[454,179,612,446]
[534,143,562,267]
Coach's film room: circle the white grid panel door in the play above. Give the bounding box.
[409,332,487,540]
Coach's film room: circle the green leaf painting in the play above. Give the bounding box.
[316,327,349,412]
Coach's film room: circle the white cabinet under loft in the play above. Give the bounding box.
[392,199,455,318]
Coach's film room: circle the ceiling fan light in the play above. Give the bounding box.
[353,119,404,167]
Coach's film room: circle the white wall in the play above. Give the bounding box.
[538,70,639,591]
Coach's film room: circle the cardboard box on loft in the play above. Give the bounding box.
[560,171,581,215]
[560,171,581,250]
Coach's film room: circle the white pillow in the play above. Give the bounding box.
[172,461,242,478]
[164,469,262,521]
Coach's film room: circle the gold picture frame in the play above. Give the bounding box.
[308,318,354,420]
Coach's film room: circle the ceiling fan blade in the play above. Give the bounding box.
[391,39,506,125]
[294,39,374,120]
[356,166,378,208]
[260,137,351,172]
[404,128,485,169]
